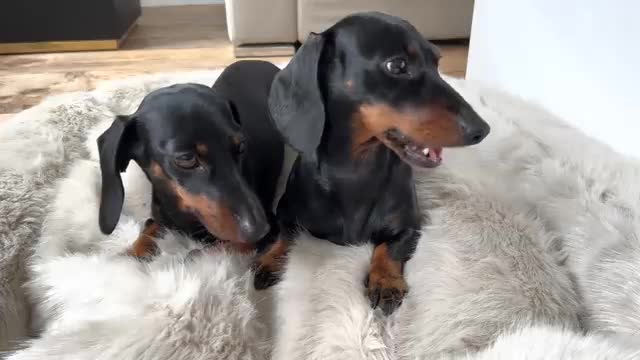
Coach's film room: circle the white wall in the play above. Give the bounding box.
[141,0,223,6]
[467,0,640,158]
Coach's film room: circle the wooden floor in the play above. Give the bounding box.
[0,4,468,121]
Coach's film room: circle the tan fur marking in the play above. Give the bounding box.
[149,161,243,243]
[368,243,408,293]
[196,143,208,156]
[351,117,381,158]
[255,238,288,273]
[174,187,242,243]
[150,161,165,178]
[357,103,463,148]
[129,220,161,258]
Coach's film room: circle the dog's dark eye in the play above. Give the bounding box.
[385,58,408,75]
[174,153,198,169]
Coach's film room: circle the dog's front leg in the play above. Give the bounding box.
[127,218,161,260]
[366,228,419,315]
[252,213,291,290]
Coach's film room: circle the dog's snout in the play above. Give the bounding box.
[457,110,490,146]
[237,211,270,243]
[460,120,489,145]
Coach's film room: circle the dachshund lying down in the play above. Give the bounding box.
[97,60,287,289]
[98,12,489,315]
[269,12,490,314]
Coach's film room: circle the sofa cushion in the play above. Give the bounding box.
[225,0,298,45]
[297,0,474,42]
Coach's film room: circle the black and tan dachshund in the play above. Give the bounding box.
[97,60,286,288]
[268,12,491,314]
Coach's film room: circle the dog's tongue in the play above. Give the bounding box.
[428,148,443,162]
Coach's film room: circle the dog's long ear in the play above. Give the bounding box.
[97,115,138,234]
[227,99,242,128]
[421,38,442,64]
[269,33,325,154]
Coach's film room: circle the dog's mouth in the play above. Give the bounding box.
[193,215,255,252]
[213,237,255,253]
[383,129,443,168]
[193,214,244,243]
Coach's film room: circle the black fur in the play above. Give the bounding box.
[98,60,284,254]
[269,12,490,314]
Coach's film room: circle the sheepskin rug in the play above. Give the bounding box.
[1,67,640,359]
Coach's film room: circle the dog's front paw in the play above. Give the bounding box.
[252,238,288,290]
[252,263,282,290]
[128,219,161,260]
[128,243,159,261]
[365,270,408,315]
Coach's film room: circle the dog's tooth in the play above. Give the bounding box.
[422,147,429,155]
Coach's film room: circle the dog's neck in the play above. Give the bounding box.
[311,98,418,234]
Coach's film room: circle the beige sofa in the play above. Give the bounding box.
[225,0,474,57]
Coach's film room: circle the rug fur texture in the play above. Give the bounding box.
[1,68,639,359]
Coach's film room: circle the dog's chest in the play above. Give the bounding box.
[290,152,420,244]
[329,166,420,243]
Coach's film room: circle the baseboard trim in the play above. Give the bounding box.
[141,0,223,6]
[0,20,137,55]
[233,44,295,58]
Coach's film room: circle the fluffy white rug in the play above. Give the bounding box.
[1,68,639,359]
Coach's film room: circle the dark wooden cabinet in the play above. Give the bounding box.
[0,0,141,54]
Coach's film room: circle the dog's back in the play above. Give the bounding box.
[212,60,284,210]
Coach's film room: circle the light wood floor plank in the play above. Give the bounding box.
[0,4,468,115]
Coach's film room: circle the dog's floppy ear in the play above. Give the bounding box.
[227,99,242,128]
[269,32,325,154]
[97,115,138,234]
[421,38,442,63]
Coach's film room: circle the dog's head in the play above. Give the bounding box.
[269,12,490,167]
[97,84,269,246]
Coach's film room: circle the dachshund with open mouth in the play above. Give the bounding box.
[97,60,286,289]
[268,12,490,314]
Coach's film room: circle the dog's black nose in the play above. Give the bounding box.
[238,216,270,243]
[458,110,490,146]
